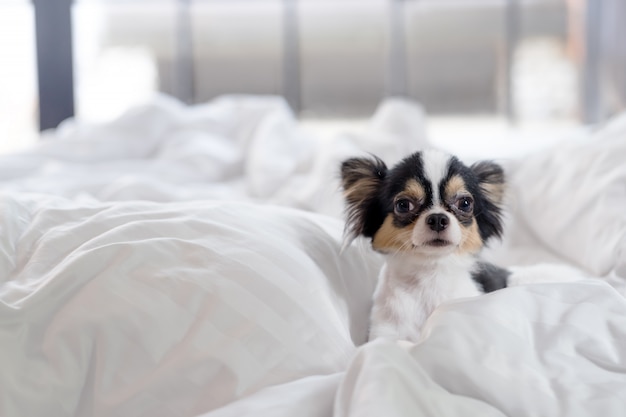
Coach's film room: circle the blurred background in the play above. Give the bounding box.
[1,0,625,152]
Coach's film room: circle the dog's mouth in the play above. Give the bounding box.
[425,238,451,247]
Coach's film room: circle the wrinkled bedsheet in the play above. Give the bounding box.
[1,95,625,416]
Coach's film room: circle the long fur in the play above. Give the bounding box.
[340,150,509,342]
[340,156,388,243]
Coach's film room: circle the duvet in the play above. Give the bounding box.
[1,95,625,416]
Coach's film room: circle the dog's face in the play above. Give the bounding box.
[340,150,505,257]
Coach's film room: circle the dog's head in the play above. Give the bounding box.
[340,149,505,257]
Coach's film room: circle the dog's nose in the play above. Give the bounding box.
[426,213,449,232]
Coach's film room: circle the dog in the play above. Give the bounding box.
[340,149,512,343]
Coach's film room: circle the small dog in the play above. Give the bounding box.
[340,149,511,343]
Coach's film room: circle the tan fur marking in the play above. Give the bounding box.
[343,177,378,202]
[480,182,505,205]
[403,179,426,202]
[372,215,414,253]
[444,175,468,200]
[371,180,425,253]
[457,220,483,254]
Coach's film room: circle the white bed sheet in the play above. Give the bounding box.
[1,95,625,416]
[0,195,379,416]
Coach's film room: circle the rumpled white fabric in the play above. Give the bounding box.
[0,95,424,216]
[1,95,626,416]
[506,114,626,278]
[481,112,626,296]
[0,195,379,416]
[337,281,626,417]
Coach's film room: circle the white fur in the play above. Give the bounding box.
[421,149,450,205]
[369,253,481,343]
[411,208,462,251]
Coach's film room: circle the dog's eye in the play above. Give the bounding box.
[394,198,415,214]
[456,196,474,212]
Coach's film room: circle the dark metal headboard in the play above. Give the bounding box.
[33,0,75,131]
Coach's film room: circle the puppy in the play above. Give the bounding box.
[340,149,510,343]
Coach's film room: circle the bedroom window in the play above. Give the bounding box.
[73,0,172,122]
[0,0,37,152]
[72,0,590,121]
[0,0,624,152]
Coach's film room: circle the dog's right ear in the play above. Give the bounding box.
[340,156,387,243]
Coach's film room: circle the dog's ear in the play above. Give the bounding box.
[470,160,506,241]
[340,156,387,243]
[471,161,505,206]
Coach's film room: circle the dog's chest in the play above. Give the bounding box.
[371,262,481,342]
[398,273,475,322]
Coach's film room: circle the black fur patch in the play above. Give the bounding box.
[471,261,510,293]
[469,160,505,241]
[382,153,434,227]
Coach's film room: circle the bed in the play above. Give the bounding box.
[1,95,625,416]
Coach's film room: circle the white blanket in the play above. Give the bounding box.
[0,196,379,416]
[1,95,625,416]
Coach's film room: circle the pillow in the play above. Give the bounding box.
[507,113,626,278]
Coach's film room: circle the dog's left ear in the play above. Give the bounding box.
[471,161,505,206]
[471,160,506,241]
